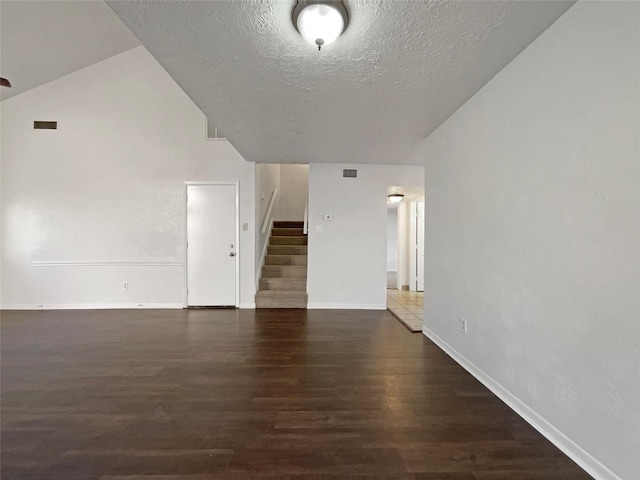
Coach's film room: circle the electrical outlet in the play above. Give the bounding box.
[123,281,129,290]
[460,317,468,334]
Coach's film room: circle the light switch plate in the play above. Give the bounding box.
[315,225,324,233]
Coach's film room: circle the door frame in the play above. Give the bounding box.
[409,201,417,292]
[183,181,240,308]
[409,198,425,292]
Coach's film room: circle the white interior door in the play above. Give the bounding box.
[416,201,425,292]
[186,184,237,307]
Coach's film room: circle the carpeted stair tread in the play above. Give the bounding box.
[265,255,307,266]
[260,277,307,290]
[256,289,308,297]
[262,265,307,278]
[270,236,308,245]
[267,245,307,255]
[272,228,304,236]
[273,221,304,228]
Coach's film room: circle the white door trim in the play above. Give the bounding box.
[409,199,425,292]
[409,201,417,292]
[183,181,240,308]
[416,201,425,292]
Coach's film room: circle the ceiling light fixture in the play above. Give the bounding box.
[0,78,12,88]
[387,194,405,203]
[292,0,349,51]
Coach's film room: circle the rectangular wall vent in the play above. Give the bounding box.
[343,169,357,178]
[34,121,57,130]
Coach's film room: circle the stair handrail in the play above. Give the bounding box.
[261,188,278,234]
[303,188,309,235]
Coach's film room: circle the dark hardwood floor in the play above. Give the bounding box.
[1,308,590,479]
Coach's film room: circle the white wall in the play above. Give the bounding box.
[307,164,423,309]
[278,164,308,221]
[386,208,398,271]
[255,163,280,281]
[1,46,257,309]
[421,2,639,479]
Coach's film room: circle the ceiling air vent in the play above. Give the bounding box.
[34,121,57,130]
[343,169,357,178]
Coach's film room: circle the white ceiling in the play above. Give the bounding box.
[1,1,575,166]
[0,0,139,101]
[387,186,425,209]
[107,0,574,165]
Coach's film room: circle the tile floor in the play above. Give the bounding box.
[387,289,423,333]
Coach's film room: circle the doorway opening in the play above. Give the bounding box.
[386,186,424,332]
[255,164,309,308]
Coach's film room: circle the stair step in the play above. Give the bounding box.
[256,290,308,309]
[272,228,304,236]
[259,220,308,309]
[265,255,307,266]
[259,277,306,290]
[270,236,308,246]
[274,221,304,229]
[256,289,308,298]
[262,265,307,278]
[267,245,307,255]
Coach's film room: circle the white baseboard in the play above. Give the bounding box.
[422,326,621,480]
[306,303,387,310]
[1,302,259,310]
[1,303,184,310]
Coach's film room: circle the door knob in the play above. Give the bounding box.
[229,252,236,257]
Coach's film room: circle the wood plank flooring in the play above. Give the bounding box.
[1,309,591,479]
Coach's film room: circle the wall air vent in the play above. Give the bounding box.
[343,169,357,178]
[34,121,57,130]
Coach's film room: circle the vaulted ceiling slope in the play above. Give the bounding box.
[107,0,575,165]
[0,1,140,101]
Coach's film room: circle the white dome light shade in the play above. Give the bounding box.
[296,3,346,49]
[387,194,405,203]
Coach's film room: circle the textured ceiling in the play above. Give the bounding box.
[108,0,575,165]
[1,1,575,165]
[0,1,140,101]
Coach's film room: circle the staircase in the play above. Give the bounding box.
[255,221,308,309]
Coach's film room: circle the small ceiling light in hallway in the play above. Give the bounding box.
[292,1,349,50]
[388,194,405,203]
